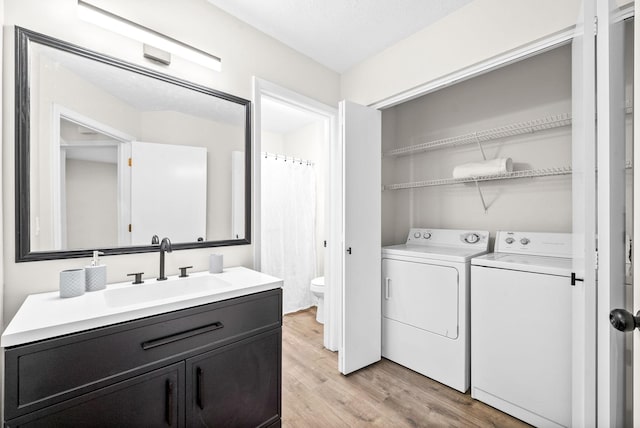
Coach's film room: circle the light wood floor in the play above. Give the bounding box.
[282,308,530,428]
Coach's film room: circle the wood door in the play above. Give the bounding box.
[130,141,207,245]
[338,100,381,375]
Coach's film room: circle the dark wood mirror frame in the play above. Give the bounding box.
[15,27,252,262]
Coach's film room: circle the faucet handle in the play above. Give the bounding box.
[127,272,144,284]
[179,266,193,278]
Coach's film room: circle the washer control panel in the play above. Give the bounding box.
[464,233,481,244]
[406,228,489,249]
[495,231,572,257]
[413,231,432,239]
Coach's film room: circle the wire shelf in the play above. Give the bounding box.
[383,166,573,190]
[383,113,572,157]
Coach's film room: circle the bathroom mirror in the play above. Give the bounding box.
[15,27,251,261]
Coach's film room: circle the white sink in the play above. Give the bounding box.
[104,275,231,307]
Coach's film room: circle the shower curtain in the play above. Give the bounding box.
[261,156,317,314]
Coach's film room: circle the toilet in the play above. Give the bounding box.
[310,276,325,324]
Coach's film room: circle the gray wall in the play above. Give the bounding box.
[382,45,572,246]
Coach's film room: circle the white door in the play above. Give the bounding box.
[130,141,207,245]
[570,0,598,425]
[339,100,382,375]
[571,1,631,425]
[631,7,640,427]
[596,2,628,426]
[231,151,245,239]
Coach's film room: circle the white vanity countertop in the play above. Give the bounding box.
[1,266,282,348]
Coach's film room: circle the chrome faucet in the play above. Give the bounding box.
[158,237,172,281]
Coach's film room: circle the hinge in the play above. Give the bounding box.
[594,250,599,270]
[128,157,132,167]
[128,224,132,233]
[594,16,598,36]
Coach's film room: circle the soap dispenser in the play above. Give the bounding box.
[85,250,107,292]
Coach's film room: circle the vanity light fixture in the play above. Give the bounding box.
[77,0,221,71]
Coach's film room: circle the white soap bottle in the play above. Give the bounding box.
[85,250,107,292]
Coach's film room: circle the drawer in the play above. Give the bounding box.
[4,288,282,419]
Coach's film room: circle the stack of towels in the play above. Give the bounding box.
[452,158,513,179]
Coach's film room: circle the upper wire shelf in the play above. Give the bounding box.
[383,113,572,157]
[383,166,573,191]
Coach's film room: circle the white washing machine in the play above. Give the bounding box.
[471,231,572,428]
[381,228,490,393]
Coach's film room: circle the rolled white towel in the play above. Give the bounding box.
[452,158,513,179]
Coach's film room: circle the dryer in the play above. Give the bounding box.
[381,228,489,393]
[471,231,572,428]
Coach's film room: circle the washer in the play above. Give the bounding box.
[471,231,572,428]
[381,228,489,393]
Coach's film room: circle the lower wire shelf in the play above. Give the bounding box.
[383,166,573,191]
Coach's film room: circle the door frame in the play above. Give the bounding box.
[51,105,134,249]
[366,12,629,426]
[595,2,629,426]
[635,6,640,426]
[252,78,339,350]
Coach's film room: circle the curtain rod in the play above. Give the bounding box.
[262,151,314,166]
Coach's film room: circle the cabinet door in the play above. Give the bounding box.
[7,363,184,428]
[186,329,281,428]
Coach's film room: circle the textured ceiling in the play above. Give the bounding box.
[206,0,474,73]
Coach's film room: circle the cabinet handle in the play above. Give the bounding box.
[384,278,390,300]
[165,380,174,426]
[196,367,204,409]
[141,321,224,350]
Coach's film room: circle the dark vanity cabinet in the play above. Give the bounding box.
[186,331,281,427]
[3,289,282,428]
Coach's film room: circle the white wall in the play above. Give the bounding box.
[65,158,118,248]
[382,45,572,246]
[261,131,284,153]
[0,0,5,421]
[341,0,584,105]
[2,0,339,323]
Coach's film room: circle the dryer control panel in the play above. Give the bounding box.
[495,231,572,258]
[406,228,489,249]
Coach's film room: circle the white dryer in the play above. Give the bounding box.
[381,228,490,393]
[471,231,572,428]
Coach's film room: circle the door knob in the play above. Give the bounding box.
[346,247,352,254]
[609,308,640,332]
